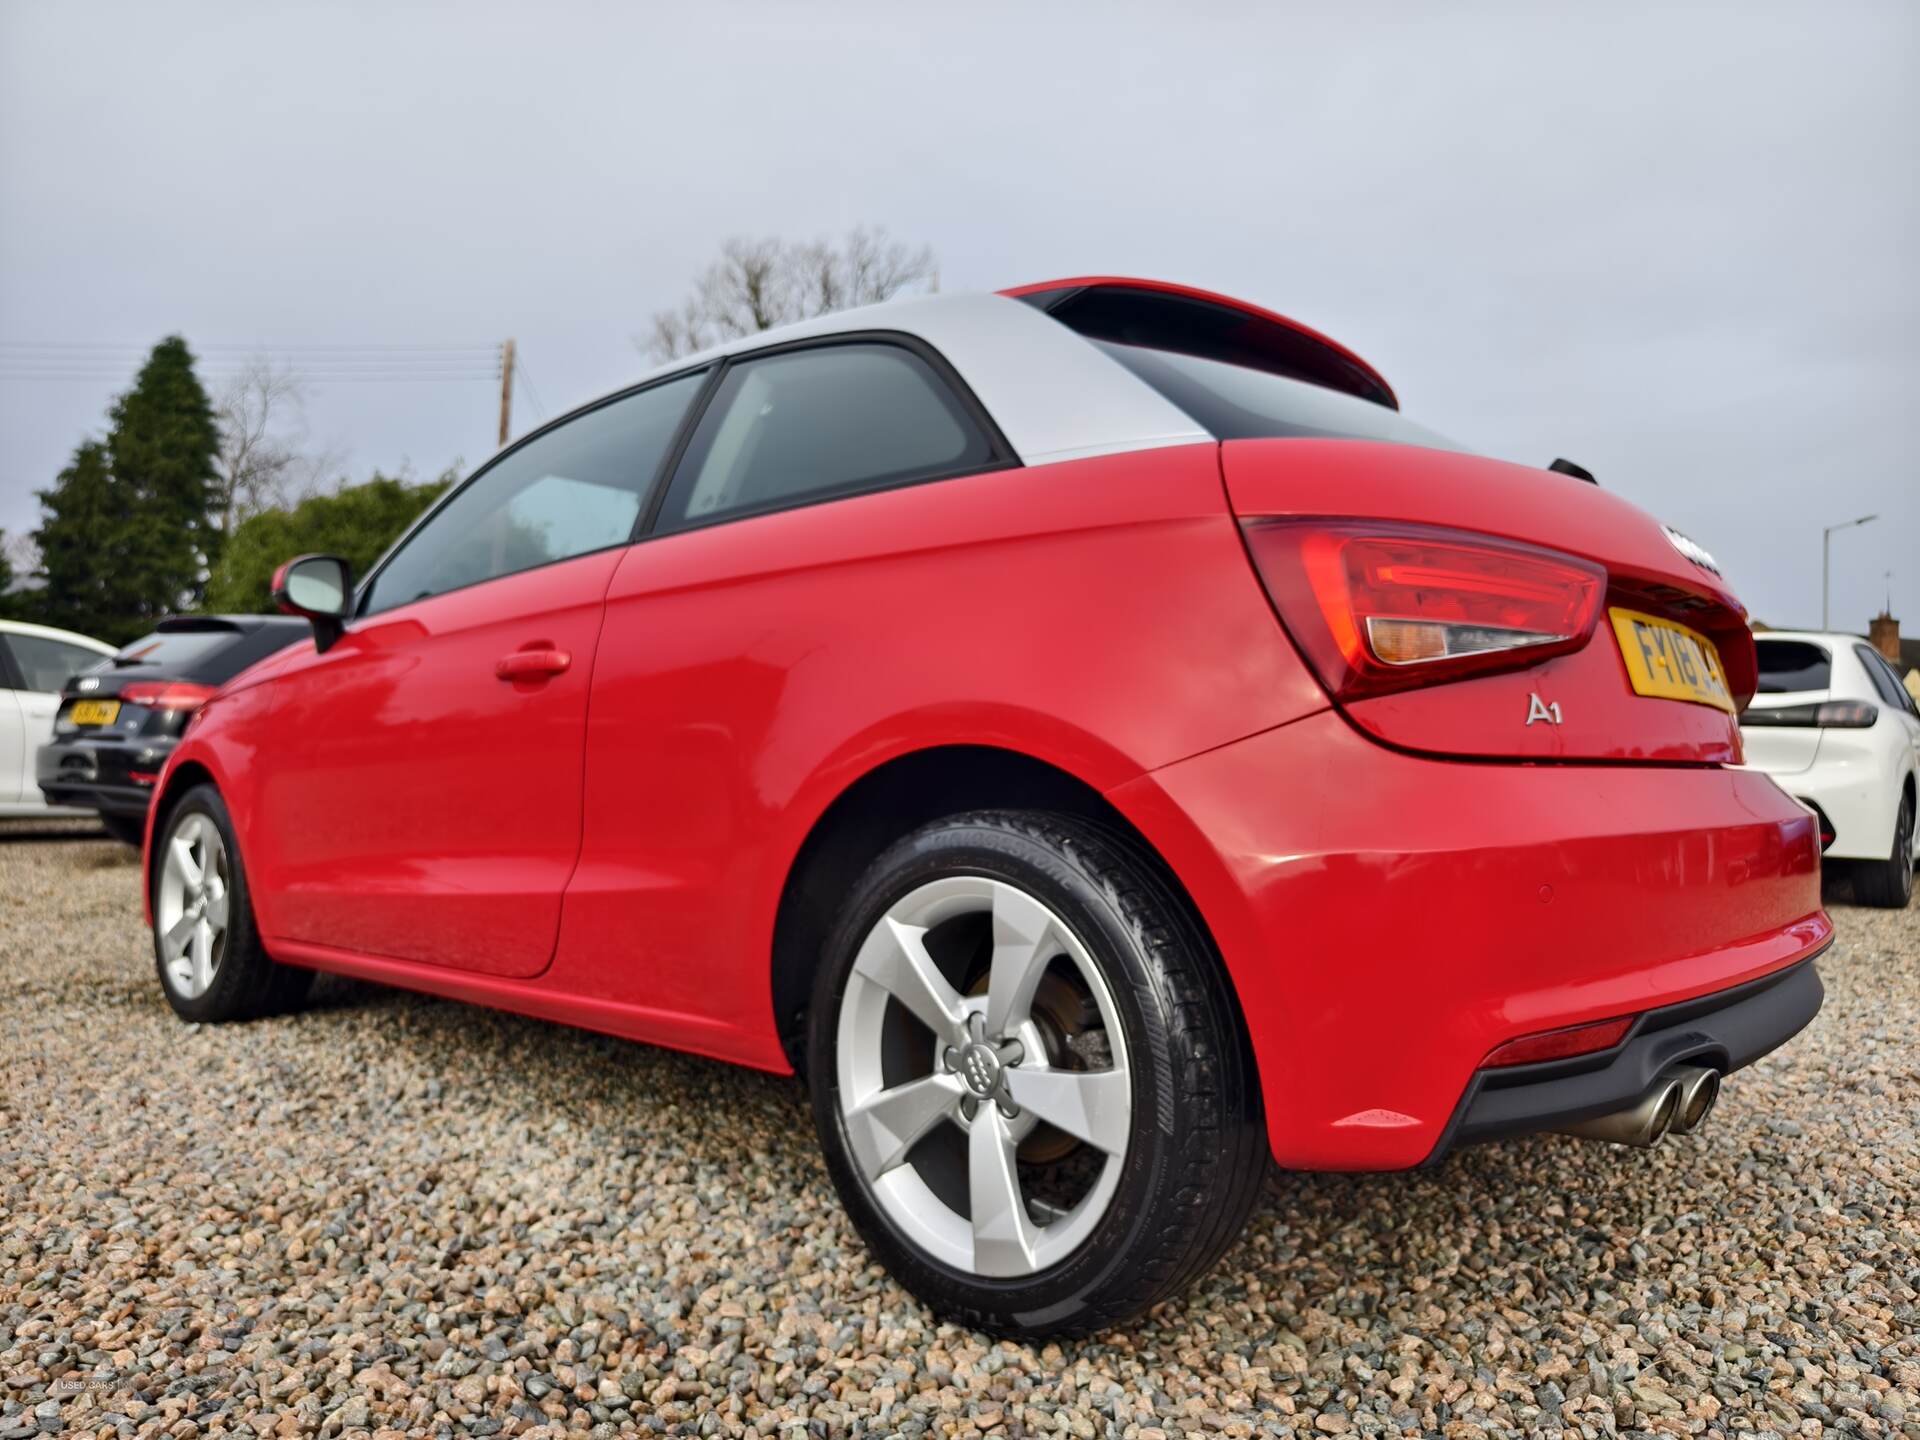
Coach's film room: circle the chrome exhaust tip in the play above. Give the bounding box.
[1556,1077,1684,1148]
[1666,1065,1721,1135]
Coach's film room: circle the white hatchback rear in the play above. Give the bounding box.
[1741,631,1919,907]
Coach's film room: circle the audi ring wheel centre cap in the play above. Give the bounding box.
[959,1042,1002,1096]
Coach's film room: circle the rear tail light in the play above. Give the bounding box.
[1240,520,1607,700]
[1482,1015,1634,1068]
[117,681,218,714]
[1740,700,1878,729]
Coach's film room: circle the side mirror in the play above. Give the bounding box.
[271,553,352,653]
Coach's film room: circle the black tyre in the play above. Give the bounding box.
[99,813,146,847]
[150,784,314,1021]
[1853,789,1915,910]
[807,810,1267,1337]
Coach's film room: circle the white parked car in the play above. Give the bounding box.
[0,619,117,817]
[1741,631,1920,907]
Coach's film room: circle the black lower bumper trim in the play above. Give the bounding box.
[38,785,151,818]
[1426,947,1827,1163]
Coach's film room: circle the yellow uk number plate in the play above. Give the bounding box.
[69,699,121,726]
[1609,608,1735,712]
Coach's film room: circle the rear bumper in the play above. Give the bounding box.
[1739,732,1904,861]
[1426,950,1824,1161]
[36,737,167,817]
[1108,709,1831,1170]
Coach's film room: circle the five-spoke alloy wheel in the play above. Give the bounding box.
[156,811,231,1000]
[835,873,1133,1278]
[809,811,1268,1336]
[150,785,313,1022]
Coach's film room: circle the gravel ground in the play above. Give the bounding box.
[2,819,1915,1440]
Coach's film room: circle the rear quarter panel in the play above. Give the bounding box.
[547,442,1326,1066]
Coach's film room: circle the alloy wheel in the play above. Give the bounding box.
[156,812,231,1000]
[834,875,1131,1278]
[1900,798,1915,902]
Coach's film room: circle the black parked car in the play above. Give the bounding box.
[37,615,307,844]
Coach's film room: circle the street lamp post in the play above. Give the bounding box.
[1823,514,1879,630]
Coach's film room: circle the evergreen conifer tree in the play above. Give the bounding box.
[33,337,220,640]
[106,335,220,619]
[32,440,129,638]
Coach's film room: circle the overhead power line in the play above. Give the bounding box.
[0,361,501,371]
[0,340,499,353]
[0,374,500,383]
[1,383,498,391]
[514,351,547,423]
[0,337,500,361]
[0,338,505,386]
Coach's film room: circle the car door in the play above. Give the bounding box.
[249,370,709,976]
[0,647,22,807]
[553,338,1020,1046]
[0,631,111,809]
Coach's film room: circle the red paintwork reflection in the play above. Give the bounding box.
[245,550,621,977]
[1111,710,1827,1167]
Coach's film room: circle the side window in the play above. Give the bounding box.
[652,342,999,534]
[361,370,706,615]
[1857,646,1918,715]
[5,635,105,693]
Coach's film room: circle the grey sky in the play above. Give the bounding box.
[2,1,1914,631]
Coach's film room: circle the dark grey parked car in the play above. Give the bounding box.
[38,615,306,844]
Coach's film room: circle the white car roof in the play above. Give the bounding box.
[0,618,115,653]
[627,290,1210,469]
[1754,630,1870,646]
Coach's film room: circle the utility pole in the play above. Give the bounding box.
[498,338,515,448]
[1822,513,1878,630]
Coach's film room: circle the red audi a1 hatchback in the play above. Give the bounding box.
[145,278,1829,1335]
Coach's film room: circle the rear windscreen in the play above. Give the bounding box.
[1754,640,1831,693]
[112,628,245,674]
[1094,340,1468,452]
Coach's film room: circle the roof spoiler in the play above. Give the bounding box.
[1002,275,1398,410]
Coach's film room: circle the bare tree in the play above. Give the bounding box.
[213,358,335,536]
[644,226,938,362]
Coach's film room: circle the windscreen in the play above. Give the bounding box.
[1754,640,1832,693]
[1095,340,1469,452]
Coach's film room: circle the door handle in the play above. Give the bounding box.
[495,648,571,682]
